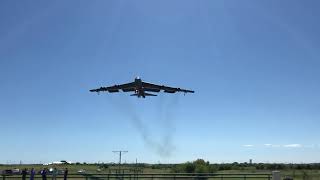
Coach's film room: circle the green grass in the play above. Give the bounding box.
[1,164,320,180]
[219,170,320,180]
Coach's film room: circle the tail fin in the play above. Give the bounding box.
[144,93,157,96]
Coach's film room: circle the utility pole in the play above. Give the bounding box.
[112,150,128,174]
[135,158,138,180]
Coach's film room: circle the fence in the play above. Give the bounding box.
[1,173,272,180]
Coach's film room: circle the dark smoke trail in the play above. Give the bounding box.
[156,94,180,156]
[107,94,180,158]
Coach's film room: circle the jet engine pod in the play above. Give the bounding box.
[108,89,119,93]
[164,90,176,93]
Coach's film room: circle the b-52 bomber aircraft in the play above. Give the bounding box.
[90,77,194,98]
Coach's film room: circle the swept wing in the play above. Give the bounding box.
[90,82,136,93]
[142,82,194,93]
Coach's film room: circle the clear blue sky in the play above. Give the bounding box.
[0,0,320,164]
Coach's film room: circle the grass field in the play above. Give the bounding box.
[1,164,320,180]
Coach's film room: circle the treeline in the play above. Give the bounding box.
[143,159,320,173]
[5,160,319,174]
[171,159,215,173]
[171,160,320,173]
[94,160,320,172]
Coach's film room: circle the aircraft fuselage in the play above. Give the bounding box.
[134,77,146,98]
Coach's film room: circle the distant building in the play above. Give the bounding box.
[249,159,252,164]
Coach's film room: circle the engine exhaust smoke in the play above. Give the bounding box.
[108,94,180,157]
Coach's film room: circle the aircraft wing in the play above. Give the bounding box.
[142,82,194,94]
[90,82,136,93]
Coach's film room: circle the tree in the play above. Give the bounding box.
[184,162,196,173]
